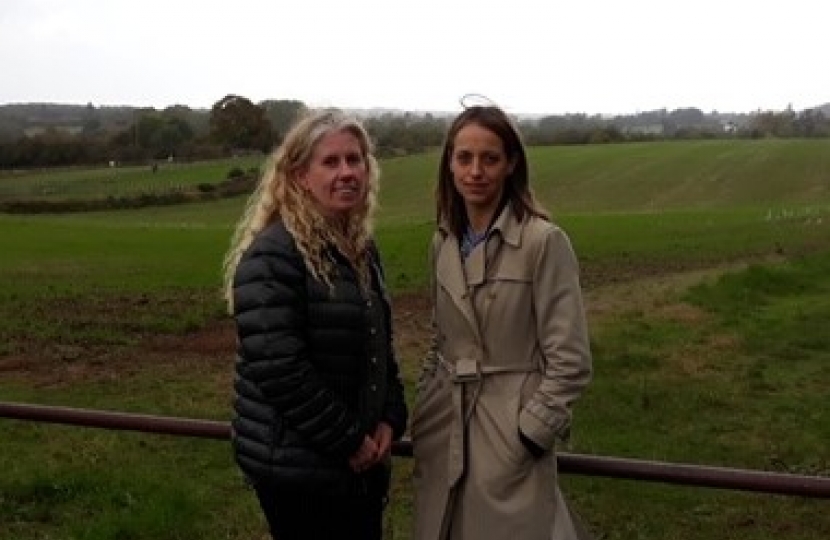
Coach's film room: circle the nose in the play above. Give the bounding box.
[470,157,484,177]
[338,159,357,177]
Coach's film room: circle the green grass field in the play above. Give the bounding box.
[1,139,829,539]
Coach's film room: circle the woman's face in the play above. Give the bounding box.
[449,123,514,215]
[299,129,369,218]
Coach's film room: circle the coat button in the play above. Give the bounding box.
[371,357,378,364]
[370,328,377,335]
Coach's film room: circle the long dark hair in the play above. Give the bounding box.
[436,106,548,239]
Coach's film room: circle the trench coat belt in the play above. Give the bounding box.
[438,354,538,487]
[436,353,538,380]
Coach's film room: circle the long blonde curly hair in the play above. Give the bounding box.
[222,108,380,313]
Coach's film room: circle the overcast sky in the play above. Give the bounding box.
[1,0,826,116]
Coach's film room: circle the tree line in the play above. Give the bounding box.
[0,97,828,169]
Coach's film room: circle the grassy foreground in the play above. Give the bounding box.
[1,139,829,539]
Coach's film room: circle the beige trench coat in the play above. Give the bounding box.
[411,205,593,540]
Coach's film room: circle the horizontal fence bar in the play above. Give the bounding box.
[2,400,828,499]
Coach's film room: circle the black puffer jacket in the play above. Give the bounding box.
[231,219,408,493]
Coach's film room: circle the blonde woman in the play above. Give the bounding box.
[223,109,407,540]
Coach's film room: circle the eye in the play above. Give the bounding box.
[321,155,339,167]
[453,151,473,165]
[483,152,502,165]
[345,152,364,166]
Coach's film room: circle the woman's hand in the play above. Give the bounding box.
[348,422,393,473]
[348,435,379,473]
[372,422,394,461]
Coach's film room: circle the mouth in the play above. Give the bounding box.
[332,183,362,199]
[334,185,359,194]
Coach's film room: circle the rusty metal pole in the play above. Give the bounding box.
[555,452,830,498]
[0,400,230,439]
[2,400,829,498]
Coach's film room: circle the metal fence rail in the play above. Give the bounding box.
[2,400,829,499]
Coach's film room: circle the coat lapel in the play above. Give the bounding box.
[435,231,482,341]
[434,206,525,342]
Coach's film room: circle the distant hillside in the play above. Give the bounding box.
[0,103,135,140]
[4,100,829,142]
[0,103,209,142]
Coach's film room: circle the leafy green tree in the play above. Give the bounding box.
[132,111,195,157]
[163,105,208,138]
[209,94,273,152]
[82,103,101,136]
[794,108,830,137]
[261,99,307,142]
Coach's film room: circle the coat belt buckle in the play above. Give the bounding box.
[453,358,480,384]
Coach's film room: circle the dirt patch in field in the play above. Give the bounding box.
[139,291,434,361]
[0,291,435,387]
[0,257,770,387]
